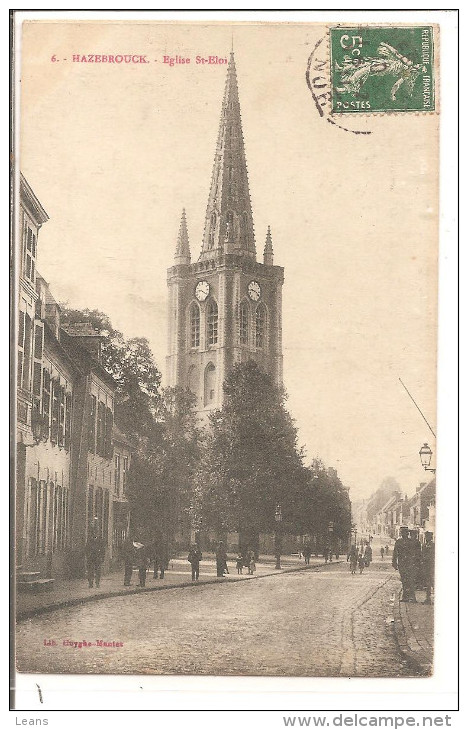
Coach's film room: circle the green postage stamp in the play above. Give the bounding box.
[330,26,435,113]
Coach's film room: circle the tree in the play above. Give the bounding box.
[59,306,161,437]
[195,361,305,544]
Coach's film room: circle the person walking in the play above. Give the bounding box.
[122,536,135,586]
[358,552,366,574]
[85,519,105,588]
[385,544,389,556]
[236,554,244,574]
[248,553,256,575]
[303,544,311,565]
[348,544,358,575]
[392,526,417,602]
[364,542,373,567]
[216,541,228,577]
[380,546,385,560]
[323,547,329,564]
[135,542,149,587]
[187,545,202,581]
[421,532,435,604]
[152,540,168,580]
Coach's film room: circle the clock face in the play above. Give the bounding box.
[195,280,210,302]
[248,281,261,301]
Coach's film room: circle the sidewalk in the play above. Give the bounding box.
[16,554,329,621]
[393,588,434,676]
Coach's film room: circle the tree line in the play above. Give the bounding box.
[61,307,352,553]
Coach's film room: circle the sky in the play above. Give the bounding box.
[19,20,439,502]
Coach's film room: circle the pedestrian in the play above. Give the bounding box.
[152,540,168,579]
[421,532,435,605]
[380,546,385,560]
[216,541,228,577]
[187,545,202,581]
[236,554,244,574]
[335,550,340,560]
[303,544,311,565]
[385,544,389,556]
[364,542,372,567]
[249,554,256,575]
[347,544,358,574]
[392,526,417,602]
[122,535,135,586]
[85,519,105,588]
[358,552,365,574]
[323,547,329,564]
[134,542,149,587]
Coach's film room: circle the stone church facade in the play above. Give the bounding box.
[167,53,284,415]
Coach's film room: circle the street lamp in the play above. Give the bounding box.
[274,504,282,570]
[28,406,48,446]
[419,443,436,474]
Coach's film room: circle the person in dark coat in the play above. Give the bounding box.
[122,536,135,586]
[303,544,312,565]
[187,545,202,581]
[216,541,228,577]
[85,520,105,588]
[421,532,435,604]
[364,543,372,567]
[152,541,168,579]
[134,542,149,587]
[347,544,358,574]
[392,526,417,602]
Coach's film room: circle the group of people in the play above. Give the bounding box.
[392,526,435,604]
[121,537,169,588]
[347,542,373,574]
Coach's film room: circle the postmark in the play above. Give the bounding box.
[330,26,435,113]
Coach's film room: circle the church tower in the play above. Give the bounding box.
[167,53,284,415]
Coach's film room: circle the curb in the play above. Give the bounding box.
[17,560,338,622]
[392,588,432,676]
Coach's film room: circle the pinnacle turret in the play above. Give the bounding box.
[174,208,191,265]
[263,225,274,266]
[199,52,256,261]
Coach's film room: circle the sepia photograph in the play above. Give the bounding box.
[12,14,448,693]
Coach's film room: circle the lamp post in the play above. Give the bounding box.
[274,504,282,570]
[419,443,436,474]
[27,406,48,446]
[328,520,334,559]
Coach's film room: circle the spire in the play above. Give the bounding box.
[263,225,274,266]
[199,52,256,261]
[174,208,191,264]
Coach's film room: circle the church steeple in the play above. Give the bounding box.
[199,52,256,261]
[174,208,191,265]
[263,225,274,266]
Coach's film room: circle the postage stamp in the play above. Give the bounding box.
[330,26,435,113]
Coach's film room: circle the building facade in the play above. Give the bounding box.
[16,176,133,581]
[167,53,284,414]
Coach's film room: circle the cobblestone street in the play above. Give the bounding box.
[16,562,417,677]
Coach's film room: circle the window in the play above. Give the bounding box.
[58,385,65,447]
[190,303,200,348]
[64,392,72,450]
[87,486,95,530]
[225,211,234,242]
[204,363,216,407]
[115,454,121,491]
[50,379,60,444]
[23,225,37,284]
[240,212,249,247]
[123,456,129,492]
[18,312,32,391]
[89,395,96,453]
[105,406,113,458]
[255,304,267,349]
[207,301,218,346]
[97,401,106,456]
[42,369,51,437]
[208,212,216,249]
[240,302,249,345]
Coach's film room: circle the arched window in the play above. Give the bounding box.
[239,211,248,246]
[207,300,218,346]
[239,301,249,345]
[204,363,216,406]
[255,304,267,349]
[224,211,234,242]
[189,303,200,348]
[208,212,217,249]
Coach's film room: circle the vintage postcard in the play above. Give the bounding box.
[13,14,453,701]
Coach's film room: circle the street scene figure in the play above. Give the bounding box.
[152,541,168,580]
[348,544,358,574]
[134,542,149,587]
[236,554,244,574]
[380,546,385,560]
[392,526,417,602]
[249,554,256,575]
[85,520,105,588]
[216,542,228,577]
[358,552,366,574]
[421,532,435,604]
[364,542,373,567]
[187,545,202,581]
[303,544,311,565]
